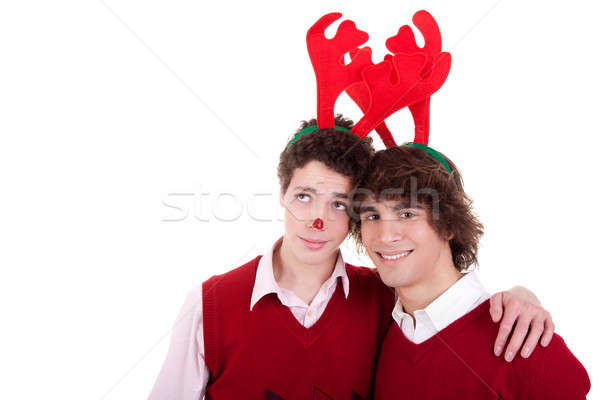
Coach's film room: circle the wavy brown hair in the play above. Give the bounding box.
[277,114,375,194]
[349,145,484,272]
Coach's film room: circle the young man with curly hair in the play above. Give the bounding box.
[352,145,590,399]
[149,116,555,400]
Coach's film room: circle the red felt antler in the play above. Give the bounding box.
[345,49,397,147]
[345,82,397,147]
[351,10,451,146]
[306,13,372,129]
[386,10,445,145]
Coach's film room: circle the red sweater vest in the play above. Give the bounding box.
[374,299,590,399]
[202,255,395,400]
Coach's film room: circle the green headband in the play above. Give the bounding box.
[286,127,452,175]
[287,124,351,149]
[404,143,453,174]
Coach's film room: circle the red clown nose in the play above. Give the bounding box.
[312,218,324,230]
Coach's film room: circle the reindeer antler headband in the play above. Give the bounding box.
[299,10,453,173]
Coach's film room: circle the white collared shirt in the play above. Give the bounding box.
[392,271,490,344]
[250,237,349,327]
[148,237,350,400]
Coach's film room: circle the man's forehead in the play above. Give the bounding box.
[289,160,354,190]
[291,172,353,193]
[300,170,351,184]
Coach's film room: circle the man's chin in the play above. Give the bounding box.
[295,243,338,264]
[376,269,412,289]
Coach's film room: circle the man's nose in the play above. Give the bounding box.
[308,198,329,221]
[379,219,402,244]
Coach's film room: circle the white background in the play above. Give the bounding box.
[1,0,598,398]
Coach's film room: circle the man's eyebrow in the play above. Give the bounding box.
[293,186,317,194]
[358,205,377,214]
[391,202,424,210]
[293,186,349,199]
[332,192,349,199]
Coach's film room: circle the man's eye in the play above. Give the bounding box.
[297,193,310,202]
[363,214,379,221]
[400,211,416,219]
[333,201,347,211]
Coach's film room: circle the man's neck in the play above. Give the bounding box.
[395,248,462,318]
[273,236,338,305]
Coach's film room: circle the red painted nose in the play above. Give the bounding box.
[312,218,324,230]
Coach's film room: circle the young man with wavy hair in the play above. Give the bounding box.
[352,145,590,399]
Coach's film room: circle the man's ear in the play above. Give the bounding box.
[447,232,455,241]
[279,188,285,207]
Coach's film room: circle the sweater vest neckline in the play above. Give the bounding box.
[267,276,346,348]
[392,299,491,364]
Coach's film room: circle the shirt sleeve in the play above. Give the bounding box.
[529,333,590,399]
[147,285,210,400]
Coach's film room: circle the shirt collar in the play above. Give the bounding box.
[250,237,350,310]
[392,271,489,332]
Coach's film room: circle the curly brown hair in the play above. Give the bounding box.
[277,114,375,194]
[349,145,484,272]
